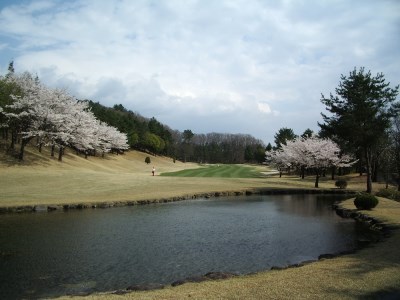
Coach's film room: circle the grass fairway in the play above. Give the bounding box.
[161,164,263,178]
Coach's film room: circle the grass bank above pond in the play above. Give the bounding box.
[59,198,400,300]
[0,147,271,208]
[0,145,391,209]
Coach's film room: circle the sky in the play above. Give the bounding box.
[0,0,399,144]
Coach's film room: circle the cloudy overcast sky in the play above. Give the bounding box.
[0,0,399,144]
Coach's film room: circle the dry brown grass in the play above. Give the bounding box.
[0,146,271,207]
[0,144,393,208]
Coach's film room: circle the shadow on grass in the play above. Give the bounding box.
[361,288,400,300]
[320,226,400,299]
[0,141,117,167]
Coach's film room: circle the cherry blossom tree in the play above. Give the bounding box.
[2,72,43,159]
[267,136,356,187]
[1,71,129,161]
[266,148,291,178]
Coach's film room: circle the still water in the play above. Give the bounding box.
[0,194,371,298]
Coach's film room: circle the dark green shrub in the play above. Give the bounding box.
[145,156,151,164]
[335,179,348,189]
[354,193,379,210]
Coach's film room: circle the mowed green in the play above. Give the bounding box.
[161,164,262,178]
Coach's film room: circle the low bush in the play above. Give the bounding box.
[354,193,379,210]
[335,179,348,189]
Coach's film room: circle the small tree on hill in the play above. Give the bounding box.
[145,156,151,164]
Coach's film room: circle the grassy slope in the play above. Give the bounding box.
[0,145,270,207]
[0,144,391,208]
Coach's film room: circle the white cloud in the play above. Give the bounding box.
[257,102,272,114]
[0,0,399,143]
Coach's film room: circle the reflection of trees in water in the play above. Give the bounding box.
[275,194,349,217]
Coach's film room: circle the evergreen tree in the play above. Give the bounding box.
[319,67,399,193]
[274,127,296,149]
[182,129,194,162]
[301,128,314,138]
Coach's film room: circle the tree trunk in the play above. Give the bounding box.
[51,144,55,157]
[18,137,32,161]
[58,146,63,162]
[2,128,8,140]
[365,148,373,193]
[315,170,320,188]
[396,148,400,192]
[331,166,336,180]
[358,157,363,176]
[397,176,400,192]
[372,158,378,182]
[18,140,27,160]
[10,130,16,151]
[301,166,305,179]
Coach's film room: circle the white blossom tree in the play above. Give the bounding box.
[2,72,43,159]
[266,148,291,178]
[267,136,356,187]
[1,71,129,161]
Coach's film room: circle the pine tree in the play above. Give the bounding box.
[319,67,399,193]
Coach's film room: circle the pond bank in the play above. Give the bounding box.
[57,197,400,300]
[0,187,355,214]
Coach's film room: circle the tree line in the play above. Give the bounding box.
[89,102,266,164]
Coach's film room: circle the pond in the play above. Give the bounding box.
[0,194,376,299]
